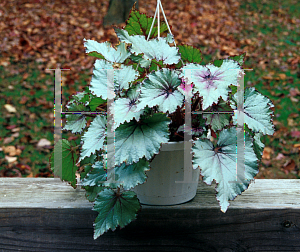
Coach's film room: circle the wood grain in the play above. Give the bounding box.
[0,178,300,251]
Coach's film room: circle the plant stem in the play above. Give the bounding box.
[85,114,97,118]
[192,96,201,111]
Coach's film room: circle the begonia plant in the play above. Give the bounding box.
[50,7,274,239]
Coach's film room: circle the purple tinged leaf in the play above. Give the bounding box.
[182,59,241,110]
[135,68,184,114]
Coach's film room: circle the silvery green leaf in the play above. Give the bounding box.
[63,102,89,134]
[137,58,151,68]
[83,39,130,63]
[67,91,89,106]
[135,68,184,114]
[81,161,107,187]
[253,132,265,160]
[130,54,151,68]
[166,33,174,43]
[110,97,144,129]
[107,158,150,190]
[182,59,241,110]
[108,83,145,129]
[93,188,140,239]
[230,87,275,135]
[192,128,259,213]
[90,59,138,99]
[202,98,233,131]
[114,65,139,91]
[63,114,87,134]
[90,59,114,99]
[115,28,180,65]
[78,115,107,162]
[82,158,150,190]
[113,113,171,166]
[85,185,104,202]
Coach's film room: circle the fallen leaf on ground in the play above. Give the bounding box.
[290,97,299,102]
[278,73,286,79]
[3,137,15,145]
[275,153,286,160]
[5,156,18,163]
[289,113,299,118]
[15,163,31,172]
[282,159,296,174]
[11,132,19,138]
[291,131,300,138]
[262,147,273,160]
[289,88,300,97]
[293,143,300,151]
[3,146,16,155]
[37,138,51,148]
[4,104,17,113]
[288,118,297,126]
[2,146,22,156]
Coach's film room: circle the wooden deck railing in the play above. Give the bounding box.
[0,178,300,251]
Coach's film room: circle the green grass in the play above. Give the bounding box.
[0,59,90,176]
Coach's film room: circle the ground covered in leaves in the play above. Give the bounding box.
[0,0,299,178]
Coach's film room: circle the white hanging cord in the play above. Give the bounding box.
[144,1,184,70]
[157,0,160,39]
[159,1,176,47]
[148,1,177,47]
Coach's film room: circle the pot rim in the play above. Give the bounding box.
[160,140,192,151]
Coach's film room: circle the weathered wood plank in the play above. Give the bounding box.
[0,178,300,251]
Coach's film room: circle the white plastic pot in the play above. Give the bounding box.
[131,141,200,206]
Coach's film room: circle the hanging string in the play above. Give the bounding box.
[159,1,176,47]
[148,0,175,44]
[144,0,184,70]
[157,0,160,39]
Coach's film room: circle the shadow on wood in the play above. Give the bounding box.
[0,178,300,251]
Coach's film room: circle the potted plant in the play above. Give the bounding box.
[50,6,274,239]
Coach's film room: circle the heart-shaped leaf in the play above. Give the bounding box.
[83,39,130,63]
[82,158,150,190]
[89,59,138,99]
[182,59,241,110]
[192,128,259,213]
[114,28,180,65]
[109,83,145,129]
[113,113,171,166]
[135,68,184,114]
[63,102,89,134]
[93,188,141,239]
